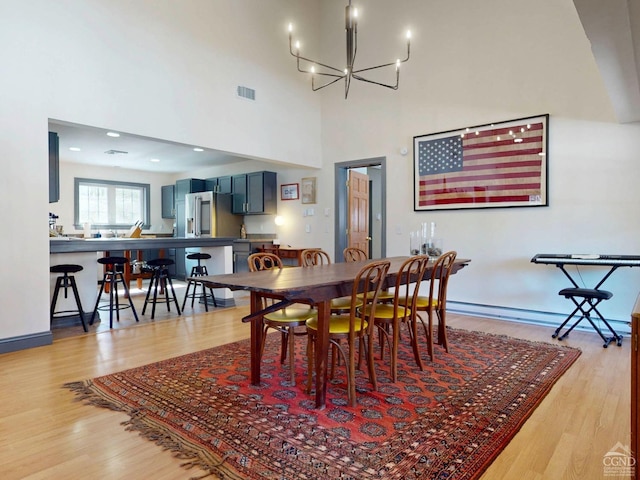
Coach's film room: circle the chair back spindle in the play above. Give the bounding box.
[301,249,332,267]
[343,247,368,262]
[248,252,283,272]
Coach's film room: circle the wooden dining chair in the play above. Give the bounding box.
[248,252,283,271]
[305,259,391,407]
[300,248,331,267]
[247,252,316,385]
[343,247,368,262]
[405,251,458,363]
[363,255,431,381]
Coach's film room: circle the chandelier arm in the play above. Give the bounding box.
[312,75,346,92]
[352,61,398,74]
[294,54,345,74]
[296,57,343,77]
[352,47,410,75]
[314,71,346,79]
[351,71,399,90]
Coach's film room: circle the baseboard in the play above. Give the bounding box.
[448,300,631,335]
[212,297,236,308]
[0,331,53,354]
[51,311,91,329]
[192,297,236,309]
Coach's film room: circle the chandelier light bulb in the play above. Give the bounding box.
[406,30,412,40]
[353,8,358,18]
[311,65,316,74]
[295,40,300,51]
[396,59,401,70]
[288,23,293,33]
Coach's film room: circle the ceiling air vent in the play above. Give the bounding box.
[236,85,256,101]
[104,149,128,155]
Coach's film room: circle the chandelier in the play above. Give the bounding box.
[288,0,411,99]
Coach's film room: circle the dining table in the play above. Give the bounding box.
[198,255,471,409]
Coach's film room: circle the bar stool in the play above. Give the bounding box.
[50,264,88,332]
[182,253,217,311]
[142,258,181,319]
[91,256,139,328]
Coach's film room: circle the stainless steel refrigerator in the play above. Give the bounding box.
[185,191,242,238]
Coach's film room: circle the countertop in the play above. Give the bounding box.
[50,236,239,253]
[232,238,275,243]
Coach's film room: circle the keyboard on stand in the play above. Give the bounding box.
[532,254,640,267]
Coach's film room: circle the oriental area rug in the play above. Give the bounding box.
[65,327,581,480]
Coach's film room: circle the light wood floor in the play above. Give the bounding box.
[1,299,631,479]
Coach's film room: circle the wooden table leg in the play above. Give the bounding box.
[315,300,330,409]
[103,251,110,294]
[249,292,264,386]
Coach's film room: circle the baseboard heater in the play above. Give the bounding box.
[447,300,631,335]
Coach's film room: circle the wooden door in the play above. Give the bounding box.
[347,170,370,257]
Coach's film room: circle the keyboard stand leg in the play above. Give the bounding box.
[590,306,623,348]
[557,315,584,341]
[553,302,586,340]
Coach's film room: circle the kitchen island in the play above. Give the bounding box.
[50,236,239,254]
[50,237,238,327]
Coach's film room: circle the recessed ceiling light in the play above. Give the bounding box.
[69,147,81,151]
[106,132,120,137]
[193,147,204,152]
[150,158,160,163]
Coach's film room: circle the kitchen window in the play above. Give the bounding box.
[74,178,150,229]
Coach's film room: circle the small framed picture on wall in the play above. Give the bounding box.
[301,177,317,204]
[280,183,299,200]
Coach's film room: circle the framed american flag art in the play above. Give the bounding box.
[413,114,549,211]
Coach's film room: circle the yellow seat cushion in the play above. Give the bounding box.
[306,315,368,335]
[330,296,363,310]
[362,303,410,320]
[264,307,316,323]
[414,296,438,309]
[357,291,379,300]
[376,290,395,301]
